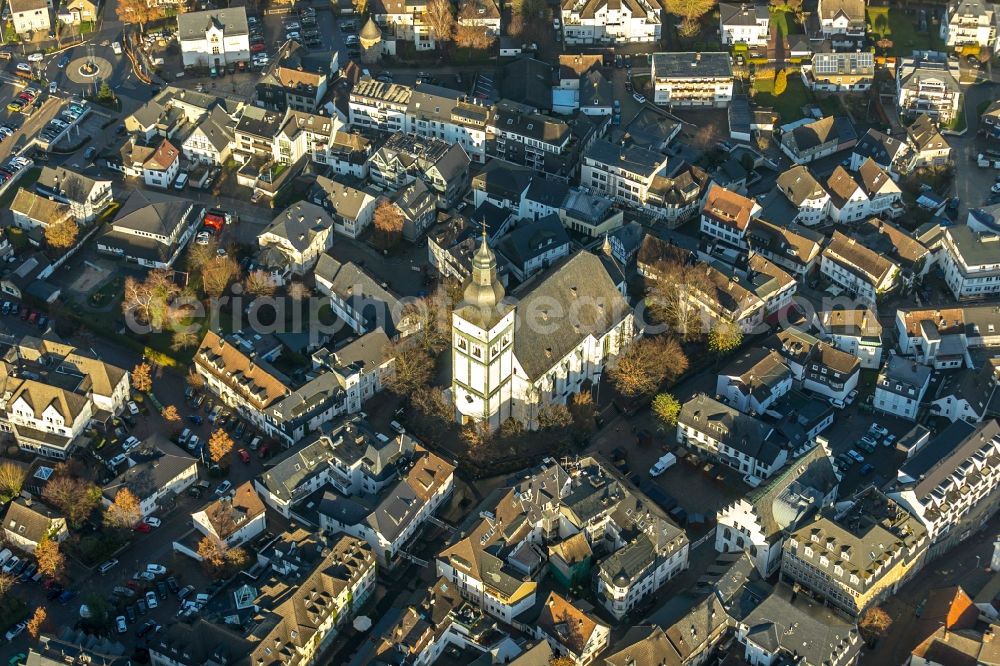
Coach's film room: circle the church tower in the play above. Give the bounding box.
[451,234,515,431]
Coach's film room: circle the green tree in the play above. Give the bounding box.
[97,81,114,102]
[773,69,788,96]
[651,393,681,428]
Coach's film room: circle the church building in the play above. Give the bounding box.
[451,236,635,430]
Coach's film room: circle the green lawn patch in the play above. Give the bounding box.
[946,108,967,133]
[770,9,790,38]
[753,74,812,122]
[868,7,944,55]
[88,275,124,309]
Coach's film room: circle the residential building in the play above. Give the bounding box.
[0,337,130,460]
[472,158,533,211]
[677,393,790,482]
[404,83,491,163]
[890,419,1000,556]
[699,182,761,251]
[782,488,927,616]
[897,58,963,124]
[560,0,662,45]
[853,217,931,284]
[314,254,416,338]
[719,3,770,46]
[650,52,734,108]
[895,304,1000,369]
[121,137,181,189]
[10,0,50,36]
[715,348,793,415]
[938,225,1000,300]
[371,0,435,50]
[779,116,857,164]
[368,132,470,208]
[348,77,411,133]
[436,458,689,624]
[96,190,203,269]
[187,481,266,550]
[257,201,336,275]
[815,0,866,40]
[232,105,284,164]
[34,166,113,223]
[194,330,291,436]
[803,51,875,92]
[774,166,829,226]
[457,0,501,34]
[180,105,235,165]
[855,159,904,220]
[451,244,633,431]
[10,190,73,234]
[177,7,250,68]
[943,0,997,50]
[850,128,914,177]
[255,40,331,113]
[101,435,198,517]
[581,138,669,208]
[149,535,376,666]
[535,592,610,666]
[736,584,862,665]
[767,326,861,403]
[494,215,572,282]
[907,113,953,166]
[318,445,455,567]
[874,356,932,421]
[558,187,623,237]
[814,308,883,369]
[390,178,438,241]
[307,176,378,240]
[57,0,96,24]
[490,102,574,176]
[716,445,840,577]
[931,361,1000,423]
[681,256,797,334]
[825,165,870,224]
[820,231,900,305]
[3,498,68,554]
[746,218,824,281]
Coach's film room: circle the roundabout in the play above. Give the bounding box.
[64,55,114,84]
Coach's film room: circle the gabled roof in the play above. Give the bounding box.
[261,200,333,253]
[776,165,827,205]
[537,591,604,655]
[177,7,248,40]
[195,330,289,409]
[823,230,897,284]
[4,498,63,545]
[908,114,951,152]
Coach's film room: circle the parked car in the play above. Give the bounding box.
[136,621,160,638]
[4,621,26,641]
[144,516,161,528]
[215,480,232,496]
[116,615,128,633]
[146,564,166,576]
[166,576,179,594]
[127,401,140,415]
[145,591,158,609]
[238,448,250,464]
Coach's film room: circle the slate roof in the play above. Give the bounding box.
[495,214,570,269]
[907,113,950,152]
[314,254,405,336]
[678,393,784,466]
[107,188,193,235]
[744,445,839,539]
[177,7,249,40]
[4,498,63,546]
[853,128,910,168]
[746,218,824,266]
[720,2,769,24]
[652,52,733,78]
[742,583,860,665]
[511,251,631,379]
[102,435,197,504]
[262,201,334,253]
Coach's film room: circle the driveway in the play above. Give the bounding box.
[948,82,999,217]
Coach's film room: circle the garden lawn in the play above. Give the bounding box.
[753,74,812,123]
[867,7,944,55]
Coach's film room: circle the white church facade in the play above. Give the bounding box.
[451,237,635,431]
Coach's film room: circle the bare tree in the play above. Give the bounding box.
[425,0,456,45]
[538,404,572,429]
[646,256,711,341]
[122,270,181,331]
[201,256,240,298]
[384,341,434,395]
[43,475,101,528]
[243,270,276,297]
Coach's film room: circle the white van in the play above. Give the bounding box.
[111,41,122,55]
[174,172,188,190]
[99,559,119,574]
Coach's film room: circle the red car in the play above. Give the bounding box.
[27,311,37,324]
[238,448,250,464]
[251,43,266,53]
[133,522,152,533]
